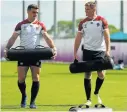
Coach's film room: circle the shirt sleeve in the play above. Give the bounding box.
[14,22,21,34]
[102,18,108,30]
[40,22,47,34]
[78,21,83,33]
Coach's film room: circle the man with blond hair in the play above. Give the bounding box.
[74,1,111,106]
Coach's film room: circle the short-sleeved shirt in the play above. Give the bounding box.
[78,15,108,51]
[15,19,46,49]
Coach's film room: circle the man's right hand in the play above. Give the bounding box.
[4,48,8,59]
[74,53,78,60]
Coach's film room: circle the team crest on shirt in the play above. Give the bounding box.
[96,23,100,27]
[23,26,27,30]
[22,24,28,29]
[36,26,40,30]
[84,24,87,28]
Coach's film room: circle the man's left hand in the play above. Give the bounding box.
[52,47,57,59]
[105,51,110,57]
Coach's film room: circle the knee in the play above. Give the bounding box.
[18,75,26,82]
[97,71,105,79]
[85,72,92,79]
[32,74,40,81]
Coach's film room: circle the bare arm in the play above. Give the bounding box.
[74,32,82,59]
[43,32,56,50]
[4,32,19,58]
[104,28,111,56]
[43,32,57,58]
[5,32,19,49]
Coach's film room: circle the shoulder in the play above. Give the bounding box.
[37,21,46,31]
[95,15,107,22]
[15,19,29,28]
[37,21,46,28]
[18,19,29,25]
[96,16,108,28]
[79,17,91,25]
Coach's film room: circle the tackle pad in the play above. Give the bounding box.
[69,56,114,73]
[7,45,54,61]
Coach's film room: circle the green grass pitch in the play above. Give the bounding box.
[1,62,127,111]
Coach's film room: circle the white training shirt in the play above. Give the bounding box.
[15,19,46,49]
[78,16,108,51]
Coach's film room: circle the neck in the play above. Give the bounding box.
[88,14,97,20]
[27,17,36,23]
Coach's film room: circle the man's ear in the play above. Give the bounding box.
[27,10,29,14]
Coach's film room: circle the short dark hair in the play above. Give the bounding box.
[27,4,39,11]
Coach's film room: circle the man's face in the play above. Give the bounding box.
[27,8,38,19]
[85,3,96,17]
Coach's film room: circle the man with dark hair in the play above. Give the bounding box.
[27,4,39,11]
[4,4,57,109]
[74,1,111,106]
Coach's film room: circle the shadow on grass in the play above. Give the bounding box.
[1,104,76,109]
[1,105,21,109]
